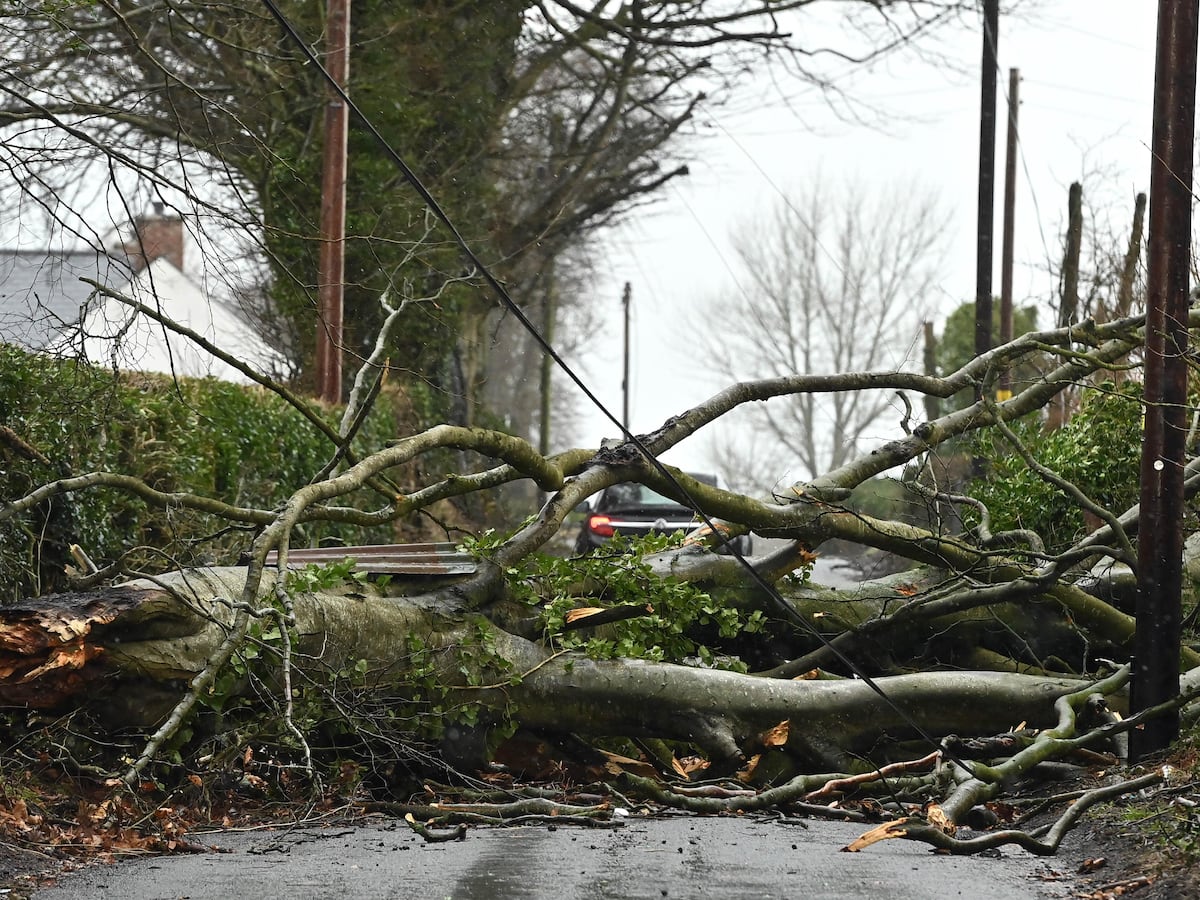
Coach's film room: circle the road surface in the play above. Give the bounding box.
[34,814,1080,899]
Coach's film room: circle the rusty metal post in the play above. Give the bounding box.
[1132,0,1198,760]
[974,0,1000,377]
[315,0,350,403]
[998,67,1019,400]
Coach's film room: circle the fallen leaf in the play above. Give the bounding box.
[598,749,660,780]
[761,720,790,748]
[985,800,1019,823]
[739,754,762,782]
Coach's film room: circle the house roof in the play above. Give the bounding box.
[71,257,280,382]
[0,246,280,382]
[0,249,133,350]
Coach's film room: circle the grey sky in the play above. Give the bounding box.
[574,2,1156,474]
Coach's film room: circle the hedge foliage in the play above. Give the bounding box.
[0,345,401,601]
[970,382,1146,554]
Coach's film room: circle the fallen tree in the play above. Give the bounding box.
[1,306,1198,854]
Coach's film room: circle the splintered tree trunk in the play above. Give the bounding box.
[1047,181,1084,430]
[0,566,1098,772]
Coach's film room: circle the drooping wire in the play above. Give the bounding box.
[258,0,978,770]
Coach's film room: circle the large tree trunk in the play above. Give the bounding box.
[0,564,1119,775]
[2,311,1196,855]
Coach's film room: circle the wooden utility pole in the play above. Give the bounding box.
[1132,0,1198,760]
[621,282,632,430]
[315,0,350,404]
[998,67,1019,400]
[974,0,1000,376]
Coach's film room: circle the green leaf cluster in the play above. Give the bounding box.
[0,345,398,600]
[969,382,1145,553]
[195,617,284,718]
[284,556,389,594]
[491,532,767,672]
[398,623,518,742]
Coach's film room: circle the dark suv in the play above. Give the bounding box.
[574,473,751,556]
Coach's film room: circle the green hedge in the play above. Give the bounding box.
[0,346,400,600]
[971,382,1146,554]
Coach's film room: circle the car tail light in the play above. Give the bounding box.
[587,514,615,537]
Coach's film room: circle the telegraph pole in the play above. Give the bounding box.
[1132,0,1198,760]
[998,67,1019,400]
[621,282,632,430]
[974,0,1000,377]
[315,0,350,404]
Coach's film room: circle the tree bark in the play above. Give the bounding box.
[0,563,1124,776]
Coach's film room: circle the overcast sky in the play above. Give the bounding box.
[569,1,1157,476]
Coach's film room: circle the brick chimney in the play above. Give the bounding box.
[121,205,184,273]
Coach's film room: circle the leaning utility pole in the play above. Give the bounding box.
[997,67,1019,401]
[315,0,350,404]
[1132,0,1198,760]
[974,0,1000,378]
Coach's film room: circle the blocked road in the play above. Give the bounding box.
[34,814,1078,899]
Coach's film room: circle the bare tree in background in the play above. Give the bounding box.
[702,183,946,481]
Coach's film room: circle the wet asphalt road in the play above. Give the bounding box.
[34,814,1080,900]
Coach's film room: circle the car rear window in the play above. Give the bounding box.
[600,484,682,509]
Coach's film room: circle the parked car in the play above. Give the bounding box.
[574,473,752,556]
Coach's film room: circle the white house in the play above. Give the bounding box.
[0,213,280,383]
[72,254,281,383]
